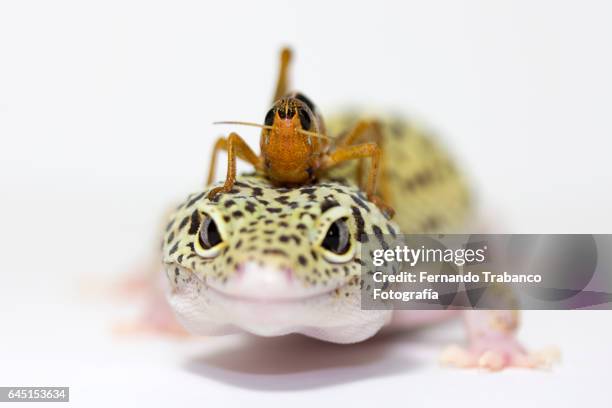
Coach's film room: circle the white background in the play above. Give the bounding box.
[0,0,611,407]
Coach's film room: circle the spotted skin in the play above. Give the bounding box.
[163,177,388,291]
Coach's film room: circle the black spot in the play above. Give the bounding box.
[245,202,256,213]
[372,225,388,250]
[351,194,370,213]
[262,248,289,257]
[177,254,184,263]
[299,212,316,220]
[352,206,368,243]
[297,223,307,230]
[232,210,244,218]
[223,215,231,223]
[298,255,308,267]
[168,242,179,256]
[178,216,190,230]
[310,250,319,261]
[188,210,201,235]
[235,239,243,249]
[252,187,263,197]
[300,187,317,195]
[165,219,175,232]
[266,207,282,213]
[387,223,397,237]
[422,216,442,231]
[405,170,435,191]
[186,192,205,208]
[224,200,236,208]
[166,231,175,244]
[275,195,290,204]
[320,199,339,213]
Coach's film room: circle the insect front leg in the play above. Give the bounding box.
[206,133,261,199]
[321,141,395,218]
[324,120,394,217]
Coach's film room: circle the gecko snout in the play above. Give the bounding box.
[207,261,329,302]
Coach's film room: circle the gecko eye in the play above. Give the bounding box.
[316,206,355,263]
[195,214,224,258]
[322,218,350,254]
[264,109,275,126]
[297,108,312,130]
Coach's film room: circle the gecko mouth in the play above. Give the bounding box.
[167,262,349,304]
[205,260,348,304]
[205,282,344,304]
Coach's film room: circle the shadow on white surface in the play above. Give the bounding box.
[183,328,457,391]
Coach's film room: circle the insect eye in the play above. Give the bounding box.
[295,93,316,113]
[321,218,350,255]
[298,108,312,130]
[264,109,275,126]
[195,214,224,258]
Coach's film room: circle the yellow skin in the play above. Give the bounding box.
[160,114,559,370]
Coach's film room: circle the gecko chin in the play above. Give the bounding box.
[164,264,391,343]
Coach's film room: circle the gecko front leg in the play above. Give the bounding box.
[440,310,560,371]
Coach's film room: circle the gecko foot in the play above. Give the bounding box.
[440,342,560,371]
[111,262,191,338]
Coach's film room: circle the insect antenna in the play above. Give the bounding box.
[297,128,333,141]
[213,121,274,130]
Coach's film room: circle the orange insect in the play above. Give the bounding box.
[206,48,394,217]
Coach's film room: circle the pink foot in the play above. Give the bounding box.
[109,260,191,338]
[440,341,560,371]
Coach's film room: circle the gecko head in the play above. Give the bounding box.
[161,174,396,343]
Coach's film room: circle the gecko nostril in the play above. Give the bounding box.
[234,263,245,277]
[283,267,294,282]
